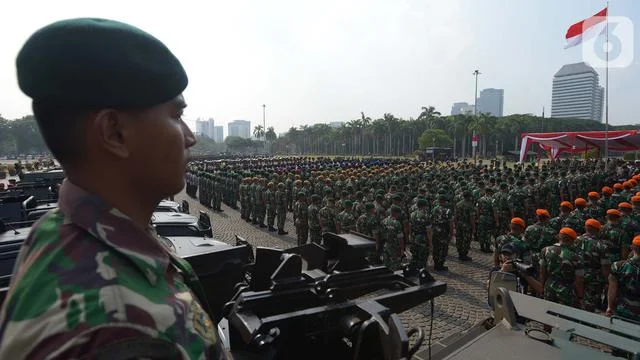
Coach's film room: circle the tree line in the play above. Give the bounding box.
[272,107,636,158]
[0,109,636,157]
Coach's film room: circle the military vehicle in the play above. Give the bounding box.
[426,271,640,360]
[151,210,213,238]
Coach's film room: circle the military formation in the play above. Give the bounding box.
[187,156,639,322]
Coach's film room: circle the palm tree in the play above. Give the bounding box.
[253,125,265,140]
[360,112,371,155]
[417,106,442,130]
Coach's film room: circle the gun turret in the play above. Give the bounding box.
[221,232,446,360]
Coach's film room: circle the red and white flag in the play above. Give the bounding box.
[565,7,608,49]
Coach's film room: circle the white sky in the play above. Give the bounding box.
[0,0,638,136]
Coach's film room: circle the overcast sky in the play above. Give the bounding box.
[0,0,638,135]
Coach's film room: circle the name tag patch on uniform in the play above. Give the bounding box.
[190,300,216,343]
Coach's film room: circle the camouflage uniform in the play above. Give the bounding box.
[563,209,585,234]
[337,209,357,234]
[294,198,309,246]
[430,204,452,269]
[454,197,475,258]
[548,213,569,233]
[308,202,322,244]
[266,185,277,230]
[319,203,337,233]
[276,184,287,232]
[476,193,495,252]
[0,180,227,359]
[610,255,640,321]
[601,222,629,262]
[540,244,584,307]
[381,215,403,271]
[409,207,430,269]
[574,232,612,311]
[523,222,556,268]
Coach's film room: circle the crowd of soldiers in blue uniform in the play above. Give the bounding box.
[185,156,640,322]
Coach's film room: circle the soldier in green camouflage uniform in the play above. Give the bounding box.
[455,190,476,261]
[601,209,629,262]
[476,187,495,253]
[539,228,585,307]
[337,200,357,234]
[494,218,529,267]
[523,209,556,271]
[0,18,228,359]
[276,183,288,235]
[357,202,382,263]
[548,202,573,233]
[213,175,222,211]
[574,219,612,312]
[381,206,405,271]
[493,183,511,237]
[585,192,605,223]
[319,197,338,234]
[266,182,277,231]
[410,199,431,270]
[294,191,309,246]
[256,178,267,227]
[308,195,322,244]
[563,198,587,234]
[250,177,258,224]
[606,237,640,321]
[430,195,453,271]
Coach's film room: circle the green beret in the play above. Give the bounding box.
[364,202,375,211]
[392,193,402,200]
[17,18,187,108]
[390,205,402,214]
[344,200,354,207]
[417,199,427,207]
[311,194,321,202]
[297,191,307,198]
[438,194,447,201]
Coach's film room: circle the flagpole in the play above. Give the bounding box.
[604,1,609,160]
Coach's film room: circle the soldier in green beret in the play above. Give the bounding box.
[0,18,228,359]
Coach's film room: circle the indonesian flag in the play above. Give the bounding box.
[565,7,608,49]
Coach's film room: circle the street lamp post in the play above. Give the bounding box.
[262,104,266,153]
[472,69,481,164]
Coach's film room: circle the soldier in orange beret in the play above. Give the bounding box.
[601,209,630,262]
[575,219,613,312]
[548,201,573,233]
[539,227,584,307]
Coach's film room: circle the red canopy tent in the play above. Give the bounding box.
[519,130,640,162]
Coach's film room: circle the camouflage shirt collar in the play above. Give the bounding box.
[58,179,170,285]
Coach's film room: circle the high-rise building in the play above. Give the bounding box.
[228,120,251,139]
[551,62,604,121]
[195,119,209,137]
[476,88,504,117]
[450,102,475,116]
[195,118,215,138]
[213,126,224,143]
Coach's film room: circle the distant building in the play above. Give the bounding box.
[551,62,603,121]
[195,118,215,138]
[213,126,223,143]
[329,121,344,128]
[476,88,504,117]
[228,120,251,139]
[450,102,475,116]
